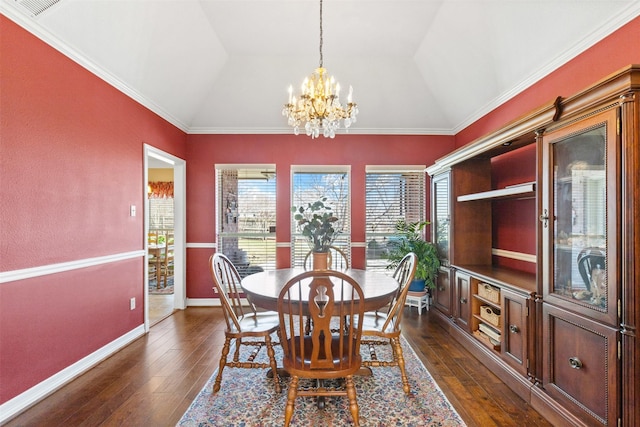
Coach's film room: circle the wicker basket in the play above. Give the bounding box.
[473,330,501,350]
[478,283,500,304]
[480,305,501,327]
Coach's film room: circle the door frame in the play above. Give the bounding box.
[144,144,186,332]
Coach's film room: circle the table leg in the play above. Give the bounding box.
[266,368,290,378]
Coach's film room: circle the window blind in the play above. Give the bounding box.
[216,165,276,277]
[291,168,351,267]
[149,198,174,230]
[365,167,425,271]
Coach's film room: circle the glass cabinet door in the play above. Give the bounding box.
[432,172,451,267]
[541,108,618,325]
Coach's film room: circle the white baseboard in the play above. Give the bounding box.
[0,325,145,425]
[187,298,252,307]
[186,298,221,307]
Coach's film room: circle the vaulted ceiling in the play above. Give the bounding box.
[3,0,639,135]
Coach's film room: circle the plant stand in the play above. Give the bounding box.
[405,290,429,315]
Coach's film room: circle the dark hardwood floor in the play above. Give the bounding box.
[5,307,551,427]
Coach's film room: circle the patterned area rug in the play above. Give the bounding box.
[177,333,466,426]
[149,277,174,295]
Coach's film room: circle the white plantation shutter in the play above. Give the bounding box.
[291,166,351,267]
[216,165,276,277]
[365,166,425,271]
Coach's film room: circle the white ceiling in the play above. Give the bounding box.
[3,0,640,135]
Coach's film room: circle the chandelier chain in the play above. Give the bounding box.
[319,0,323,68]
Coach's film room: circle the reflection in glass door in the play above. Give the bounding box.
[542,107,618,325]
[551,125,607,308]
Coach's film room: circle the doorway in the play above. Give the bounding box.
[144,145,186,330]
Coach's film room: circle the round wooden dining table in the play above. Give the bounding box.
[242,267,398,386]
[241,267,399,312]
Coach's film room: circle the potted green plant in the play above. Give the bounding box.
[291,198,339,269]
[385,219,440,292]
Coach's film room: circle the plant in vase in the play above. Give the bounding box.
[291,198,340,269]
[385,219,440,292]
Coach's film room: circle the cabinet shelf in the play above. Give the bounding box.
[457,182,535,202]
[473,329,501,351]
[473,293,500,309]
[455,264,537,294]
[473,314,500,332]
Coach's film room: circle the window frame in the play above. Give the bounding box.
[290,165,351,268]
[364,165,426,271]
[215,164,277,277]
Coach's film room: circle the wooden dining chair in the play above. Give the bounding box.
[278,270,365,427]
[209,253,282,393]
[148,242,167,288]
[303,245,350,271]
[159,231,175,286]
[361,252,417,395]
[148,230,159,245]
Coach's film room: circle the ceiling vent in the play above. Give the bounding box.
[15,0,62,17]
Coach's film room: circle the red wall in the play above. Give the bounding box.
[2,9,640,412]
[184,134,455,298]
[491,144,538,273]
[0,17,186,403]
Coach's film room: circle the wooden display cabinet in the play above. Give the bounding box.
[427,65,640,426]
[536,90,627,426]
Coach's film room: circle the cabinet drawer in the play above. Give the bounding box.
[542,303,619,426]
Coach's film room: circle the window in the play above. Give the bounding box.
[365,166,425,271]
[216,165,276,277]
[148,180,174,233]
[291,167,350,267]
[149,198,174,231]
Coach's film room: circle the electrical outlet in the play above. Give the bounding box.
[130,297,136,310]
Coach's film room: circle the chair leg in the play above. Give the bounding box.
[233,338,241,361]
[265,334,281,393]
[283,376,299,427]
[213,336,232,393]
[392,337,411,395]
[345,375,360,427]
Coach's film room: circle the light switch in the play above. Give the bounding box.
[130,205,136,217]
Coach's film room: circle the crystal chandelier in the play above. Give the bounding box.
[282,0,359,139]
